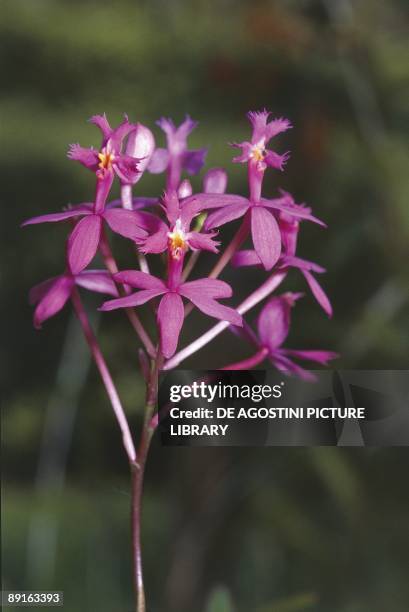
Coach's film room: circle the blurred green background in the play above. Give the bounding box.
[2,0,409,610]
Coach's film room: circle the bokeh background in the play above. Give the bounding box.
[2,0,409,610]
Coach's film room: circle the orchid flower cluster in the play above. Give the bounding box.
[23,110,337,610]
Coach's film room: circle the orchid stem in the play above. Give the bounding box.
[121,184,150,274]
[71,287,136,463]
[208,214,250,280]
[99,229,156,358]
[220,347,269,370]
[164,271,287,370]
[131,350,162,612]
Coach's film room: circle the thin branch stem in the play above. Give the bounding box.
[131,351,163,612]
[99,229,156,358]
[71,287,136,463]
[164,271,287,370]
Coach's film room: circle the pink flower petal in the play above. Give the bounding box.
[100,288,165,311]
[102,209,147,241]
[33,275,74,329]
[185,294,242,327]
[67,144,99,170]
[183,148,207,175]
[157,292,185,358]
[89,114,112,142]
[264,150,290,171]
[282,349,338,365]
[262,198,326,227]
[147,148,169,173]
[257,297,292,350]
[29,276,60,305]
[231,250,262,268]
[139,229,169,254]
[187,231,220,253]
[204,202,249,231]
[67,214,102,275]
[114,270,166,290]
[22,206,92,226]
[179,278,233,299]
[301,270,333,317]
[75,270,119,296]
[251,207,281,270]
[203,168,228,194]
[270,351,317,382]
[113,154,140,184]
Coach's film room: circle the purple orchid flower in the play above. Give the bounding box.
[148,116,207,190]
[137,191,219,257]
[254,294,337,380]
[232,110,292,202]
[124,123,155,184]
[30,270,118,329]
[68,114,141,210]
[100,271,242,358]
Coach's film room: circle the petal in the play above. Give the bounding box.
[183,148,207,175]
[147,148,169,173]
[33,275,74,329]
[251,207,281,270]
[204,202,249,231]
[100,288,165,311]
[125,123,155,176]
[257,297,292,350]
[103,209,147,241]
[264,149,290,171]
[176,115,198,140]
[75,270,119,297]
[187,231,220,253]
[22,206,91,226]
[109,115,134,150]
[67,214,102,274]
[179,278,233,299]
[231,250,262,268]
[67,144,99,170]
[29,276,60,305]
[114,270,166,290]
[265,117,292,141]
[282,255,326,274]
[113,154,140,184]
[262,198,326,227]
[203,168,228,194]
[187,296,242,327]
[184,193,249,211]
[89,114,112,142]
[301,270,333,317]
[231,141,253,163]
[139,229,169,254]
[282,349,339,365]
[270,351,317,382]
[157,292,185,358]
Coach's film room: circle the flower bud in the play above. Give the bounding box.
[126,123,155,182]
[203,168,227,194]
[177,179,193,198]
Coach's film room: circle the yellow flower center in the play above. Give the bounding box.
[168,220,188,260]
[251,144,266,162]
[98,146,115,171]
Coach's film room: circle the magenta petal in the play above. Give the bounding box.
[231,141,253,163]
[147,148,169,173]
[183,148,207,175]
[89,114,112,141]
[75,270,119,297]
[29,276,60,305]
[126,124,155,176]
[270,352,317,382]
[262,198,326,227]
[100,288,165,311]
[139,229,169,254]
[203,168,228,194]
[67,144,99,170]
[102,209,147,241]
[180,278,233,299]
[114,270,166,290]
[157,292,185,358]
[187,296,242,327]
[113,154,140,184]
[22,207,92,226]
[67,214,102,274]
[188,232,220,253]
[110,115,134,150]
[283,255,325,274]
[33,276,74,329]
[184,193,249,211]
[265,117,292,141]
[282,349,338,365]
[231,250,262,268]
[204,202,249,231]
[264,150,290,171]
[257,297,291,351]
[301,270,333,317]
[251,207,281,270]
